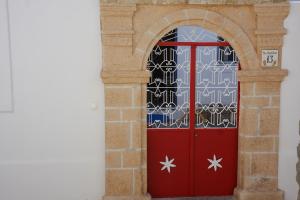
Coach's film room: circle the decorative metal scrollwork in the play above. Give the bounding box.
[195,46,239,128]
[147,45,190,128]
[147,26,239,129]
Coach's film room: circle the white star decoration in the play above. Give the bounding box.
[160,155,176,173]
[207,154,223,172]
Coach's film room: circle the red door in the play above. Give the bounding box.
[147,26,239,198]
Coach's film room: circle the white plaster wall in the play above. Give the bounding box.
[0,0,13,112]
[0,0,104,200]
[0,1,299,200]
[279,2,300,200]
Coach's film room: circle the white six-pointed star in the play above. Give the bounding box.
[207,154,223,172]
[160,155,176,173]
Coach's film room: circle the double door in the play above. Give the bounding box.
[147,41,239,198]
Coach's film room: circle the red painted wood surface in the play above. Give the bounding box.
[194,129,238,196]
[147,129,191,197]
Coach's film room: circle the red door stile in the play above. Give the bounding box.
[189,46,196,196]
[237,62,241,131]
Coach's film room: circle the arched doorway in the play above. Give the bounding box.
[147,26,239,198]
[101,3,289,200]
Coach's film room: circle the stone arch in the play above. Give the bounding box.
[134,8,259,70]
[101,3,289,200]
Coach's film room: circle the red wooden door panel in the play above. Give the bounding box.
[194,129,238,196]
[147,129,191,198]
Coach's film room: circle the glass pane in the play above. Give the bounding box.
[147,45,190,128]
[195,45,239,128]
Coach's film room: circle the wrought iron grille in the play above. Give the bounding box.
[147,26,239,129]
[195,46,239,128]
[147,45,190,128]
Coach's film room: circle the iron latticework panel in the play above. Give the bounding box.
[147,45,191,128]
[147,26,239,129]
[195,46,239,128]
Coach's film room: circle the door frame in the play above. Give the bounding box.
[100,3,290,200]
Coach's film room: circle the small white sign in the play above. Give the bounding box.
[262,49,279,67]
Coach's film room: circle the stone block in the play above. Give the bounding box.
[102,34,133,47]
[184,8,207,20]
[101,16,133,32]
[260,108,280,135]
[106,109,121,121]
[141,107,147,122]
[222,17,240,35]
[239,136,274,152]
[106,169,133,195]
[123,150,141,167]
[243,177,278,191]
[142,149,147,167]
[240,82,254,96]
[255,82,280,95]
[146,17,170,37]
[164,9,189,25]
[134,169,143,195]
[141,123,147,149]
[103,47,135,70]
[251,153,278,177]
[122,108,141,121]
[132,122,142,149]
[205,10,225,27]
[239,109,258,135]
[103,194,151,200]
[142,168,147,194]
[240,97,270,108]
[234,189,283,200]
[271,96,280,107]
[102,71,150,84]
[256,16,284,33]
[141,84,147,107]
[106,123,130,149]
[237,154,250,188]
[238,153,252,178]
[257,35,283,48]
[238,69,287,82]
[106,152,122,168]
[105,87,132,107]
[133,85,142,107]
